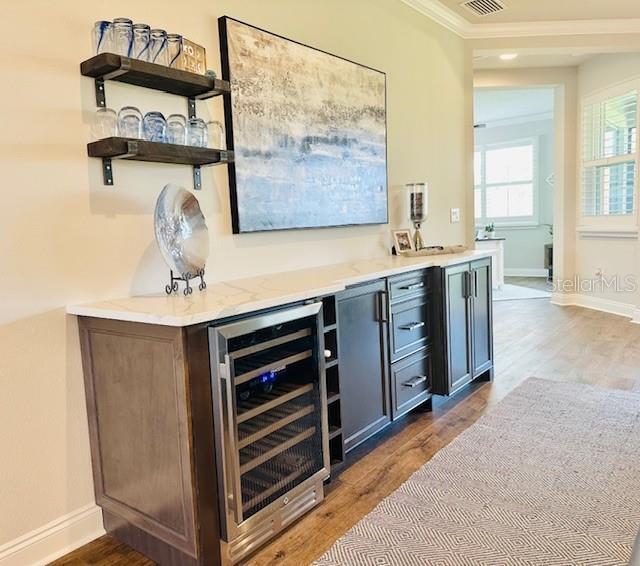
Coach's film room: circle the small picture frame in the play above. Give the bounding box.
[392,229,414,253]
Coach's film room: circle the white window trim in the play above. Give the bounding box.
[474,137,540,229]
[579,79,639,227]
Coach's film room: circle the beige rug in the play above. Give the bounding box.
[315,378,640,565]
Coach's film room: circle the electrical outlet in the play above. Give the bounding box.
[450,208,460,223]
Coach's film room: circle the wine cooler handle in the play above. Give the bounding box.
[220,359,243,524]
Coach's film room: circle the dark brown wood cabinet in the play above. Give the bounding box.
[75,259,494,565]
[336,280,391,453]
[431,258,494,396]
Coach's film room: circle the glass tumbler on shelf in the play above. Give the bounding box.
[131,23,151,61]
[118,106,143,139]
[166,33,183,68]
[149,29,169,66]
[166,114,187,145]
[143,111,167,143]
[112,17,133,57]
[91,108,118,140]
[206,120,225,149]
[188,118,208,148]
[407,182,428,250]
[92,21,113,55]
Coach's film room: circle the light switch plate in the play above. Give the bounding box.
[450,208,460,223]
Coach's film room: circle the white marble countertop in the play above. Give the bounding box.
[67,250,494,327]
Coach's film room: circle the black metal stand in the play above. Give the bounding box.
[165,269,207,296]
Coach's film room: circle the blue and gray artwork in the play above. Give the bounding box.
[224,19,388,232]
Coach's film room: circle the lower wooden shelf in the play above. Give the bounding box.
[88,137,234,166]
[87,137,234,189]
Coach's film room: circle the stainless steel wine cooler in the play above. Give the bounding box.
[209,302,330,564]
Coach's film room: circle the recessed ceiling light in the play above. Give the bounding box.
[499,53,518,61]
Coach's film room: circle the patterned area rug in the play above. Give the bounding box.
[315,378,640,565]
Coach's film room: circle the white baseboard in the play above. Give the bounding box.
[504,268,548,278]
[551,292,636,319]
[0,504,104,566]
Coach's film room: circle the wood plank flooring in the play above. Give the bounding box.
[51,300,640,566]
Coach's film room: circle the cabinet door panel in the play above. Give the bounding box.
[471,258,493,376]
[337,281,390,452]
[445,264,473,394]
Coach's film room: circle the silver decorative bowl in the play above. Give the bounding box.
[154,184,209,280]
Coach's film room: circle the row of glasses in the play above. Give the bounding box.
[91,107,225,148]
[92,19,183,67]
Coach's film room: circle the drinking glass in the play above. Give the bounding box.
[188,118,208,147]
[149,29,168,66]
[166,34,183,68]
[143,111,167,143]
[92,21,113,55]
[206,120,225,149]
[167,114,187,145]
[118,106,143,139]
[112,17,133,57]
[131,23,151,61]
[91,108,118,140]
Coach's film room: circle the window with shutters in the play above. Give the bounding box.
[581,87,637,217]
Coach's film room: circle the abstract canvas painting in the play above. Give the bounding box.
[219,17,388,233]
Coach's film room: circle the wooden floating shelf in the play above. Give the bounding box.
[80,53,230,99]
[88,137,234,166]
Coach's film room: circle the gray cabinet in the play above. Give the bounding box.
[336,280,391,453]
[432,258,493,396]
[471,258,493,377]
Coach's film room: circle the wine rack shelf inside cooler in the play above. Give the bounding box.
[238,400,315,449]
[236,382,313,424]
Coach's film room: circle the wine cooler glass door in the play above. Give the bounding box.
[210,302,329,542]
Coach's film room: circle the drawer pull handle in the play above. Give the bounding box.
[399,282,424,291]
[399,321,425,331]
[402,375,428,388]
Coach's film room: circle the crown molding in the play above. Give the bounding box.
[400,0,471,36]
[400,0,640,39]
[468,19,640,39]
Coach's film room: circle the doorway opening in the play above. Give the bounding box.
[473,87,555,301]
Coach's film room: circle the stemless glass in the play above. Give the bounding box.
[206,120,225,149]
[167,114,187,145]
[149,29,168,66]
[166,33,183,68]
[118,106,143,138]
[112,18,133,57]
[188,118,208,147]
[91,108,118,140]
[143,111,167,143]
[92,21,113,55]
[131,23,151,61]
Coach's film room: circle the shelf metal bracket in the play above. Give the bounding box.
[95,78,106,107]
[187,97,196,120]
[193,165,202,190]
[102,158,114,186]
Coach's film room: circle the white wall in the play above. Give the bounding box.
[475,118,554,274]
[573,54,640,309]
[0,0,472,560]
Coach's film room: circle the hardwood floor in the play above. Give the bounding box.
[504,275,553,292]
[51,300,640,566]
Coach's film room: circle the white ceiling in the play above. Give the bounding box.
[400,0,640,38]
[441,0,640,23]
[474,52,593,70]
[474,88,555,125]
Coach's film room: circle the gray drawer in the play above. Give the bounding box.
[388,271,429,304]
[390,296,430,362]
[392,349,432,418]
